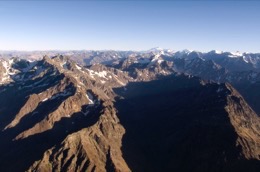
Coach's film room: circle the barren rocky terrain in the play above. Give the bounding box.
[0,52,259,171]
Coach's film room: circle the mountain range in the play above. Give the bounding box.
[0,48,260,171]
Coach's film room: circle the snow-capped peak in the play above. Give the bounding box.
[147,47,174,54]
[230,51,243,57]
[180,49,192,54]
[210,50,223,54]
[149,47,164,52]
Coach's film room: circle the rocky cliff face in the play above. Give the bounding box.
[28,102,130,172]
[0,56,259,171]
[225,84,260,160]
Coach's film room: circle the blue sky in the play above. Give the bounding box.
[0,0,259,52]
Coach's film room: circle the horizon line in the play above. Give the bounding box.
[0,48,259,54]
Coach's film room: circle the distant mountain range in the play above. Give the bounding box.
[0,49,260,171]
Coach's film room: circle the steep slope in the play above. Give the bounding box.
[0,56,130,171]
[114,75,260,172]
[225,84,260,160]
[27,102,130,172]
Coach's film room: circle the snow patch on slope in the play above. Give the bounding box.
[86,91,94,105]
[87,69,108,79]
